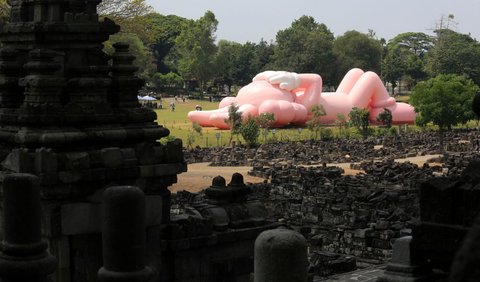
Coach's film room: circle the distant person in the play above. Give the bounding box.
[195,105,202,111]
[170,102,175,111]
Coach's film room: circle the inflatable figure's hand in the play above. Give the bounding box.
[253,71,301,91]
[252,71,277,81]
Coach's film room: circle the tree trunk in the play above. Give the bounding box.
[439,128,445,153]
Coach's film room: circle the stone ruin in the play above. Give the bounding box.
[176,138,480,279]
[184,130,480,167]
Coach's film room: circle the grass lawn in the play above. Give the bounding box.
[155,98,230,147]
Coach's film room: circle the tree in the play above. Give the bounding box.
[270,16,337,86]
[251,39,274,75]
[388,32,433,58]
[335,113,349,138]
[382,32,432,93]
[376,108,393,128]
[382,47,408,94]
[425,29,480,85]
[175,11,218,93]
[224,103,242,145]
[214,40,247,93]
[185,122,202,149]
[349,107,370,139]
[98,0,155,43]
[148,14,189,74]
[333,30,383,84]
[151,72,183,93]
[306,104,326,140]
[239,116,260,147]
[256,113,275,143]
[410,74,479,151]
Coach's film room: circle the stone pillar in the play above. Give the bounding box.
[98,186,153,282]
[378,236,433,282]
[254,228,308,282]
[0,173,57,282]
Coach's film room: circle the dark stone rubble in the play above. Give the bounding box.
[183,130,480,167]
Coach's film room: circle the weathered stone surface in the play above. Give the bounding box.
[254,228,308,282]
[309,251,356,277]
[184,130,480,167]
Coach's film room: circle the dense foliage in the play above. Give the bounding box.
[410,74,479,130]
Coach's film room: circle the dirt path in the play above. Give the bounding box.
[170,154,442,193]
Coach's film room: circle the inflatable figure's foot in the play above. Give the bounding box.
[372,97,396,108]
[370,102,415,124]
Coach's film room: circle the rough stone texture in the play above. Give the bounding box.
[0,0,186,280]
[410,159,480,275]
[98,186,153,282]
[378,236,433,282]
[309,251,356,277]
[183,130,480,167]
[449,213,480,282]
[254,228,308,282]
[0,174,57,281]
[172,139,480,280]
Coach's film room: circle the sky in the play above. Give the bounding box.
[146,0,480,43]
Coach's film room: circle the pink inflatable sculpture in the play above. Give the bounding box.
[188,68,415,129]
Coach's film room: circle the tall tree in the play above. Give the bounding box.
[270,16,337,87]
[388,32,433,58]
[333,30,383,84]
[175,11,218,92]
[425,29,480,85]
[410,74,479,151]
[147,13,188,73]
[98,0,154,43]
[382,47,408,94]
[382,32,432,89]
[251,39,274,74]
[214,40,243,92]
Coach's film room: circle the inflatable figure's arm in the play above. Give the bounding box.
[294,74,323,110]
[253,71,301,91]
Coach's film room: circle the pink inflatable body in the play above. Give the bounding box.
[188,68,415,129]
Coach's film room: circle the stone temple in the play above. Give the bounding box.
[0,0,189,280]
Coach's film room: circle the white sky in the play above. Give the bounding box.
[146,0,480,43]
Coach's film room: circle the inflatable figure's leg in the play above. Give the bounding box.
[348,71,395,109]
[336,68,365,94]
